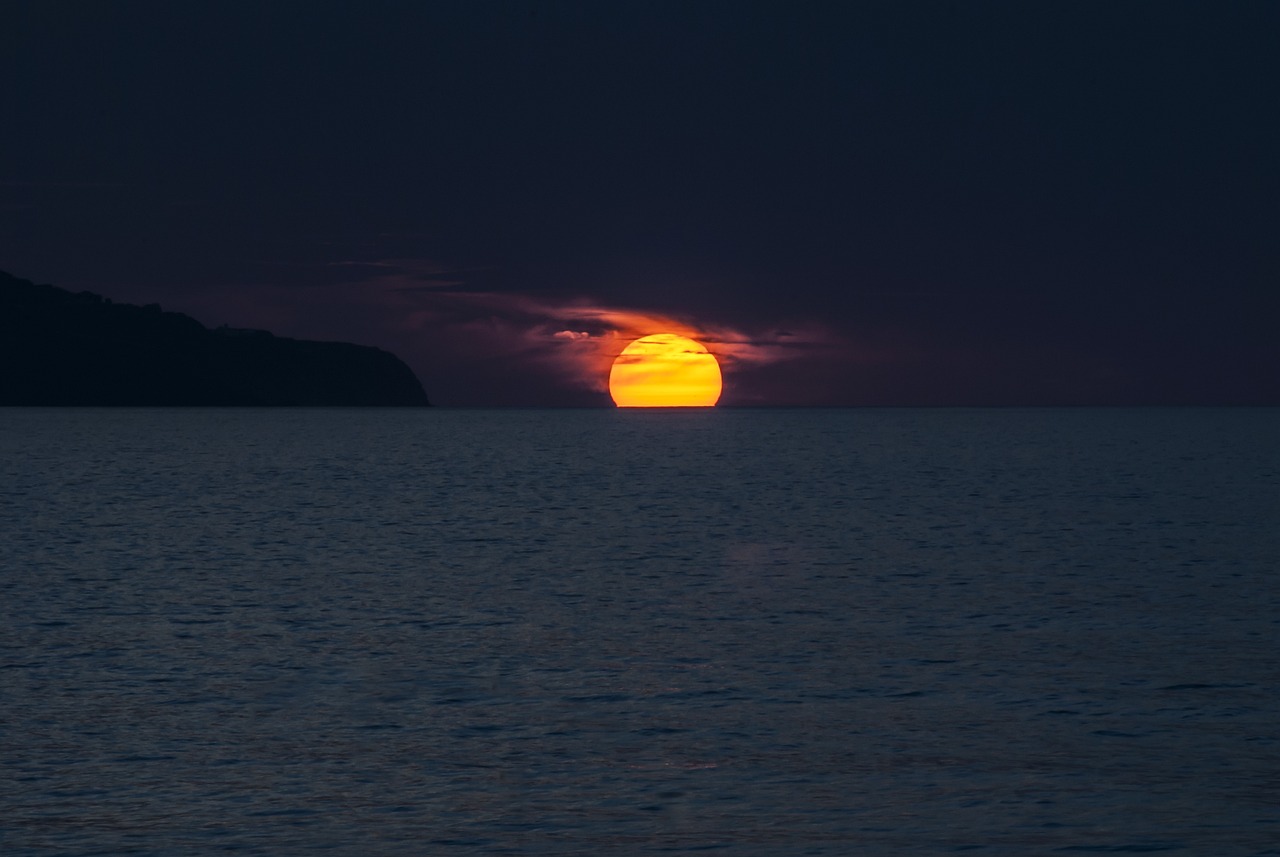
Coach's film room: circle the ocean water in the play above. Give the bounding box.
[1,407,1277,856]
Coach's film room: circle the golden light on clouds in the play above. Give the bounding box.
[609,333,722,407]
[316,259,831,404]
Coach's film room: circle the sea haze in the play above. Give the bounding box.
[1,407,1277,855]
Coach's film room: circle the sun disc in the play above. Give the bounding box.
[608,333,722,407]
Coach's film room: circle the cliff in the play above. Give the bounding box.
[0,272,430,406]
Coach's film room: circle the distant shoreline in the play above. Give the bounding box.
[0,272,430,407]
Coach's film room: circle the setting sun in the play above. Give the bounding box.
[608,333,722,407]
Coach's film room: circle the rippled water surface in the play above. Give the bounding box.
[2,407,1278,855]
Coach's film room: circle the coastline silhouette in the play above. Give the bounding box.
[0,271,430,406]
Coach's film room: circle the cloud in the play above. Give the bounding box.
[327,259,476,290]
[108,256,921,404]
[339,260,837,397]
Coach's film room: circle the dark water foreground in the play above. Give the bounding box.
[2,408,1277,855]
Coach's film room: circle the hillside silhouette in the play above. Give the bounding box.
[0,272,430,406]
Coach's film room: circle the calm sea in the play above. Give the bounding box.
[2,408,1277,855]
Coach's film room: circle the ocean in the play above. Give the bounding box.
[2,407,1277,855]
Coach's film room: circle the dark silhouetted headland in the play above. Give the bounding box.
[0,272,430,406]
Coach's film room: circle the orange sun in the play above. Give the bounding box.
[608,333,722,407]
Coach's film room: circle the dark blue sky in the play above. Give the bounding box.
[3,1,1277,405]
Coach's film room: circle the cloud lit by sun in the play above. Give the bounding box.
[208,259,840,405]
[335,263,830,399]
[531,301,821,399]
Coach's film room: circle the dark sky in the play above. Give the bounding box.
[3,1,1277,405]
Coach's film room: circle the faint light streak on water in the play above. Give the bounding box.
[0,407,1277,855]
